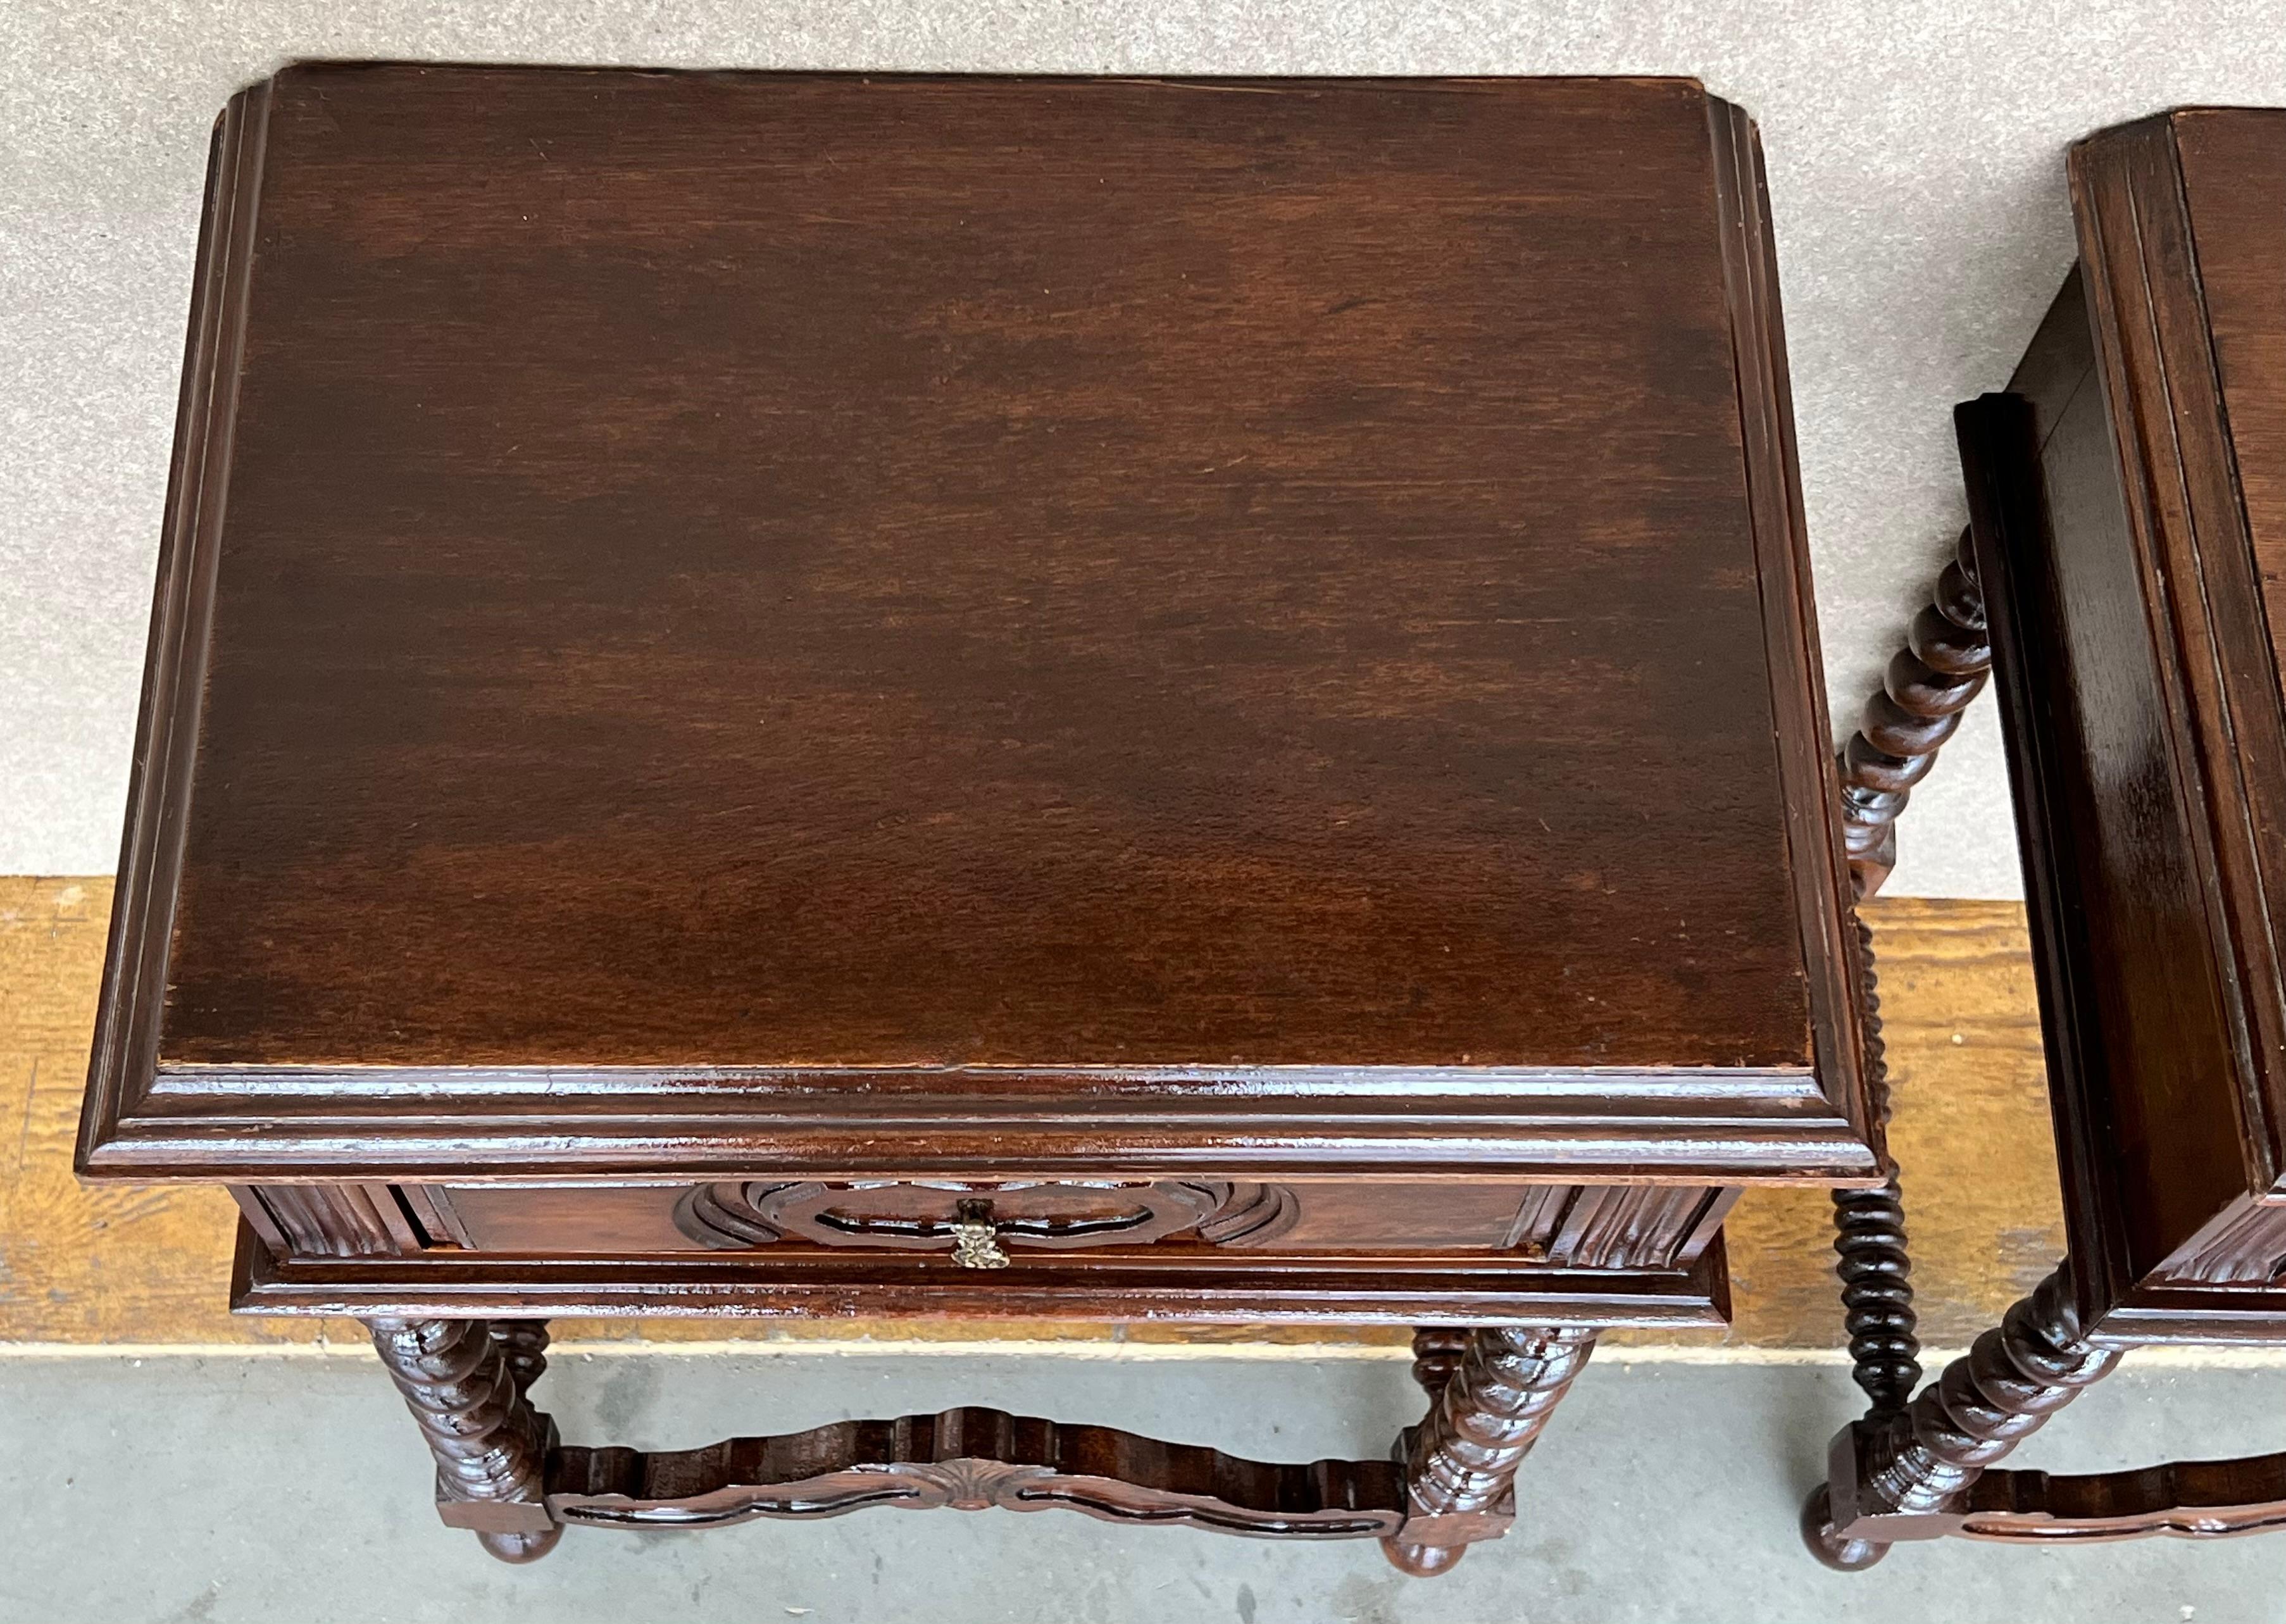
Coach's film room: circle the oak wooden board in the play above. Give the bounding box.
[3,877,2061,1349]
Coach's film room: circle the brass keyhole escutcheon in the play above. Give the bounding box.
[949,1198,1011,1270]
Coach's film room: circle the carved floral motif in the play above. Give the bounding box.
[672,1178,1300,1254]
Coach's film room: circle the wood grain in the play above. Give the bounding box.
[1941,111,2286,1341]
[1804,110,2286,1566]
[2052,128,2285,1301]
[166,68,1815,1075]
[1714,896,2065,1351]
[3,877,2061,1349]
[80,67,1875,1192]
[1,876,332,1346]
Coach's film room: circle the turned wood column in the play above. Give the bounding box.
[1835,527,1992,898]
[1382,1326,1596,1576]
[1806,1267,2121,1566]
[1830,914,1922,1419]
[488,1318,552,1394]
[368,1317,562,1563]
[1407,1328,1471,1399]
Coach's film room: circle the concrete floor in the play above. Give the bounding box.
[3,1349,2280,1622]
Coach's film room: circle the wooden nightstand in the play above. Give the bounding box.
[1810,107,2286,1563]
[77,64,1880,1573]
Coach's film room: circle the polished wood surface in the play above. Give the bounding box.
[360,1315,1608,1563]
[1971,109,2286,1339]
[76,65,1872,1186]
[6,877,2059,1348]
[1809,1266,2120,1565]
[70,66,1896,1570]
[176,68,1819,1070]
[427,1177,1718,1258]
[370,1317,561,1561]
[1381,1326,1594,1574]
[2175,111,2286,786]
[1980,285,2237,1306]
[230,1220,1735,1327]
[1810,106,2286,1572]
[547,1403,1409,1538]
[1958,1449,2286,1542]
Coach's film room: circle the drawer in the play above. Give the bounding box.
[371,1179,1736,1270]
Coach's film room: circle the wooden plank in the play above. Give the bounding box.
[1,876,339,1347]
[1,878,2058,1349]
[1715,896,2065,1351]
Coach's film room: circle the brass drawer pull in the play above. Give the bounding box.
[948,1199,1011,1270]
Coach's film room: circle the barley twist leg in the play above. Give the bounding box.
[368,1316,562,1563]
[1382,1326,1596,1577]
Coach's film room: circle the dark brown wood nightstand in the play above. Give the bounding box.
[78,63,1880,1574]
[1809,106,2286,1565]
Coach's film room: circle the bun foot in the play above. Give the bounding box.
[477,1525,563,1564]
[1380,1538,1465,1577]
[1801,1484,1887,1571]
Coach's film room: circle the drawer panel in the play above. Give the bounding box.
[405,1179,1733,1268]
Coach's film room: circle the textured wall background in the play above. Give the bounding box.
[7,0,2283,890]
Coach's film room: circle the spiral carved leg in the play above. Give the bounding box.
[1408,1328,1471,1399]
[1813,1175,1922,1570]
[368,1317,563,1563]
[1382,1327,1595,1577]
[1833,914,1922,1418]
[482,1317,554,1558]
[489,1318,551,1396]
[1807,1269,2121,1566]
[1838,527,1992,899]
[1833,1179,1920,1415]
[1801,899,1930,1570]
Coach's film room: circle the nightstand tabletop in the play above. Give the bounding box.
[82,66,1869,1181]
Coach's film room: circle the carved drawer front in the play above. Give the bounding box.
[673,1180,1294,1261]
[352,1179,1736,1267]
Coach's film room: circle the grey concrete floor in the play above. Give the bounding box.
[4,1348,2280,1622]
